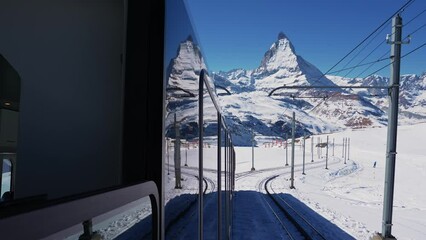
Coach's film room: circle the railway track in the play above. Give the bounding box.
[164,172,216,239]
[258,174,328,240]
[236,156,342,182]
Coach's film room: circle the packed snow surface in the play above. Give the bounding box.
[76,123,426,240]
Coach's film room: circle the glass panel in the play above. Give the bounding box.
[220,127,227,239]
[164,0,203,237]
[202,80,219,239]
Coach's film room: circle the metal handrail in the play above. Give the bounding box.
[215,85,232,95]
[166,86,196,98]
[200,69,222,116]
[268,84,391,96]
[0,181,160,239]
[199,69,236,240]
[200,69,233,138]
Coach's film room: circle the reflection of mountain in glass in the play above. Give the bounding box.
[166,36,206,94]
[165,36,206,140]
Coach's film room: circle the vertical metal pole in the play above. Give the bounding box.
[227,138,231,239]
[167,139,170,175]
[285,135,289,166]
[345,138,348,163]
[342,138,345,159]
[325,136,329,170]
[290,112,296,189]
[198,73,204,240]
[382,14,402,238]
[231,148,234,238]
[333,138,335,157]
[185,148,188,167]
[217,114,222,240]
[174,113,182,189]
[251,130,255,171]
[224,133,228,239]
[344,138,347,164]
[302,133,306,175]
[311,137,314,162]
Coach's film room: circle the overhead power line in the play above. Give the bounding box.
[316,0,415,80]
[273,0,417,127]
[404,8,426,26]
[340,22,391,77]
[293,0,416,94]
[327,57,389,75]
[357,23,426,78]
[307,40,426,118]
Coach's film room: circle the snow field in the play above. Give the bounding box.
[233,123,426,239]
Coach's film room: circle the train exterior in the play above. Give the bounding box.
[0,0,235,239]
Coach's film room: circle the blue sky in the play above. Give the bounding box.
[185,0,426,78]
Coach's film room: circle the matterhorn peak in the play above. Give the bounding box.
[256,32,298,73]
[251,32,336,91]
[278,32,287,40]
[186,35,193,42]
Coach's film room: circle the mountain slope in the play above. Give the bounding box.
[166,33,426,145]
[212,33,389,144]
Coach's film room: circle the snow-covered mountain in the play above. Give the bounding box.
[327,73,426,124]
[252,32,336,92]
[166,33,426,145]
[166,36,206,94]
[212,33,395,144]
[165,37,222,141]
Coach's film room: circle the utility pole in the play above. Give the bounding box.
[174,113,182,189]
[311,137,314,162]
[342,137,345,159]
[325,136,329,170]
[302,132,306,175]
[167,139,170,175]
[185,148,188,167]
[285,134,289,166]
[290,112,296,189]
[345,138,348,164]
[251,130,255,171]
[344,138,347,165]
[382,14,405,239]
[332,138,335,157]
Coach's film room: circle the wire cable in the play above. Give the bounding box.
[342,3,424,78]
[326,56,389,75]
[404,8,426,26]
[283,0,416,103]
[356,23,425,78]
[272,0,417,127]
[310,0,415,83]
[306,40,426,119]
[340,22,391,77]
